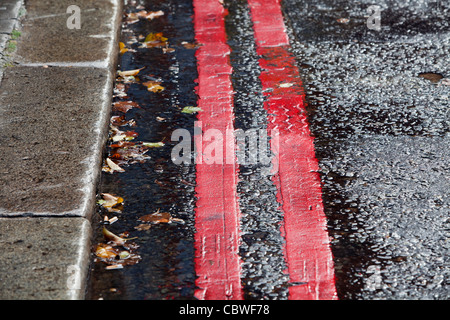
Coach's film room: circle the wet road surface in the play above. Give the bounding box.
[87,0,449,300]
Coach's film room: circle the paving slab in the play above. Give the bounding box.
[0,217,91,299]
[0,0,123,300]
[15,0,121,68]
[0,0,23,21]
[0,66,113,218]
[0,0,22,34]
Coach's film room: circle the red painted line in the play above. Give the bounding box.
[247,0,338,300]
[192,0,243,300]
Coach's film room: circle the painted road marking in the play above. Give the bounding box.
[193,0,337,299]
[247,0,338,299]
[193,0,243,300]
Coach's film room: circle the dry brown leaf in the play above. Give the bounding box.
[110,115,137,127]
[163,47,175,54]
[141,10,164,20]
[95,243,119,259]
[112,101,141,113]
[418,72,444,84]
[138,210,184,224]
[113,83,129,98]
[95,240,141,268]
[181,41,201,49]
[126,10,164,23]
[110,127,138,142]
[135,224,152,231]
[98,193,124,213]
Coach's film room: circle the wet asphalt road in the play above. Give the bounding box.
[88,0,449,300]
[283,0,450,299]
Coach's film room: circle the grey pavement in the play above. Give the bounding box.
[0,0,122,299]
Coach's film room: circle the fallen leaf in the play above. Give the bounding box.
[110,115,137,127]
[111,145,150,163]
[142,141,165,148]
[119,42,128,55]
[112,101,141,113]
[141,10,164,20]
[135,224,151,231]
[103,158,125,173]
[418,72,444,84]
[125,10,164,23]
[181,41,201,49]
[124,130,139,139]
[140,32,168,48]
[98,193,124,213]
[163,47,175,54]
[143,80,165,92]
[112,134,126,142]
[156,116,166,122]
[102,227,127,246]
[138,209,184,224]
[96,244,141,268]
[144,32,167,43]
[95,230,141,268]
[113,83,129,98]
[110,127,138,142]
[181,106,202,114]
[118,67,145,78]
[139,210,172,224]
[95,243,119,259]
[118,251,131,259]
[110,140,137,149]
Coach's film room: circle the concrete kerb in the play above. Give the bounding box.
[0,0,123,299]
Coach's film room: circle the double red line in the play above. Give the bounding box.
[193,0,337,300]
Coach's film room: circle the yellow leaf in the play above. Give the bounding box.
[140,32,168,48]
[143,81,165,93]
[100,193,124,209]
[95,244,118,259]
[119,42,128,55]
[144,32,167,43]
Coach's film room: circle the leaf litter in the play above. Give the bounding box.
[95,5,188,272]
[94,227,141,268]
[138,209,184,224]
